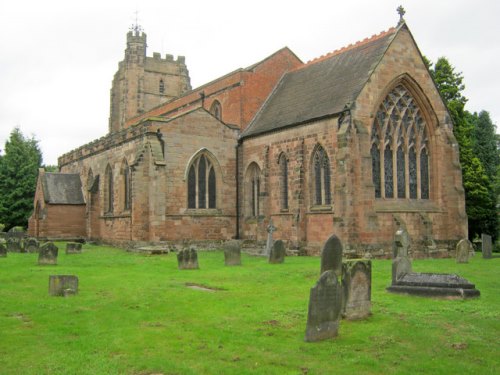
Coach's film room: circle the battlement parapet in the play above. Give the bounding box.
[150,52,187,65]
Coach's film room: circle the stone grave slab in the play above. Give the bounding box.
[24,238,39,253]
[342,260,372,320]
[66,242,83,254]
[481,233,492,259]
[269,240,285,264]
[49,275,79,296]
[224,240,241,266]
[320,234,343,275]
[38,242,58,265]
[177,247,199,269]
[305,270,342,342]
[456,238,473,263]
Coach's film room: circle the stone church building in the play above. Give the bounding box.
[28,17,468,257]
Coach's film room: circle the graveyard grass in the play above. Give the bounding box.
[0,244,498,375]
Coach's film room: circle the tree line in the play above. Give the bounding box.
[1,57,499,242]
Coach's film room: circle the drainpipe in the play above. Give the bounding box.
[235,140,241,239]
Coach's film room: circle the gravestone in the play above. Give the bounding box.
[264,219,277,256]
[49,275,79,296]
[481,233,492,259]
[38,242,58,265]
[392,228,412,283]
[0,239,6,257]
[268,239,285,264]
[304,270,342,342]
[320,234,343,276]
[66,242,83,254]
[24,238,39,253]
[223,240,241,266]
[456,238,473,263]
[342,260,372,320]
[6,237,23,253]
[177,247,199,269]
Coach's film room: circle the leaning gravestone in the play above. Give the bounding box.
[456,238,473,263]
[269,239,285,264]
[341,260,372,320]
[0,239,6,257]
[24,237,39,253]
[223,240,241,266]
[66,242,83,254]
[38,242,58,265]
[49,275,79,296]
[481,233,492,259]
[304,270,343,342]
[177,247,199,269]
[320,234,343,276]
[6,237,23,253]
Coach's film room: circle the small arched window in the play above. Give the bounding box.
[159,79,165,94]
[371,84,430,199]
[122,160,131,210]
[312,145,331,206]
[279,153,289,210]
[104,164,113,214]
[210,100,222,120]
[245,163,261,217]
[187,154,216,209]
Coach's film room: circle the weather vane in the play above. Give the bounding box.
[129,10,143,34]
[397,5,406,25]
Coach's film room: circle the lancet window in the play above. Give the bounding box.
[312,145,331,206]
[187,154,216,209]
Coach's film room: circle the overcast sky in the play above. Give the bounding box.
[1,0,498,166]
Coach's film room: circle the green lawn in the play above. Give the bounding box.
[0,244,498,375]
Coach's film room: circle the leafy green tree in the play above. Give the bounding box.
[0,128,42,230]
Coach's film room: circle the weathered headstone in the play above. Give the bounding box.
[392,228,412,283]
[342,260,372,320]
[456,238,473,263]
[177,246,199,269]
[320,234,343,276]
[66,242,83,254]
[0,239,6,257]
[49,275,79,296]
[481,233,492,259]
[268,239,285,264]
[24,238,39,253]
[6,237,23,253]
[304,270,342,342]
[264,219,277,256]
[38,242,58,265]
[223,240,241,266]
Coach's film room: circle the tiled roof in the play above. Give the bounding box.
[42,173,85,204]
[242,27,398,138]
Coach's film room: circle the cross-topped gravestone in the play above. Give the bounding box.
[320,235,343,276]
[269,239,286,264]
[265,219,277,256]
[304,270,342,342]
[38,242,58,265]
[456,238,473,263]
[481,233,492,259]
[224,240,241,266]
[177,246,199,269]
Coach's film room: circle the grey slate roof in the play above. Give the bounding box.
[242,27,398,138]
[42,173,85,204]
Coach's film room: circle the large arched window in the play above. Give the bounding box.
[210,100,222,120]
[371,84,430,199]
[278,153,289,210]
[104,164,113,214]
[187,154,216,209]
[312,145,331,206]
[245,162,261,217]
[122,160,131,211]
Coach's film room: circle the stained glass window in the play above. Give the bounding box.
[371,84,430,200]
[208,168,216,208]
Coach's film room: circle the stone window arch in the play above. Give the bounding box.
[159,79,165,94]
[104,164,113,214]
[311,145,331,206]
[371,84,430,199]
[245,162,261,217]
[278,153,289,210]
[210,100,222,121]
[121,159,132,211]
[187,152,217,209]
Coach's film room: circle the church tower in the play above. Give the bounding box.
[109,26,192,133]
